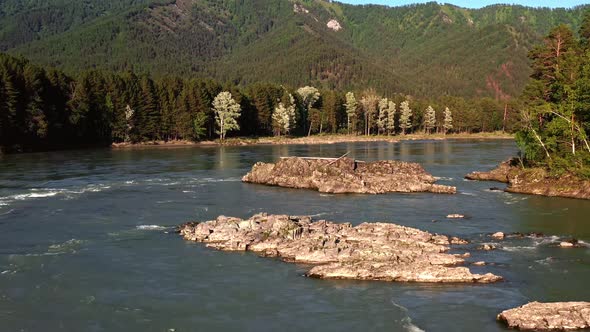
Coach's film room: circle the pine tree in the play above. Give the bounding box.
[399,100,412,135]
[213,91,241,140]
[443,107,453,134]
[377,98,389,135]
[344,92,357,134]
[424,105,436,134]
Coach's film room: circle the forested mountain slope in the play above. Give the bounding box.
[1,0,588,98]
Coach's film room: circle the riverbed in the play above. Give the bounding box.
[1,140,589,331]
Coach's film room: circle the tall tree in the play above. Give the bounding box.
[399,100,412,135]
[360,89,379,136]
[386,101,396,135]
[443,107,453,134]
[296,86,320,136]
[424,105,436,134]
[272,93,296,136]
[345,92,358,134]
[213,91,241,140]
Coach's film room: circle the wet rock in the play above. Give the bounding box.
[242,157,456,194]
[497,301,590,330]
[478,244,497,251]
[467,159,590,200]
[489,187,503,192]
[472,261,486,266]
[465,159,514,183]
[179,213,502,283]
[491,232,505,240]
[446,214,465,219]
[559,239,579,248]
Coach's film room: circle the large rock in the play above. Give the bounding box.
[242,157,456,194]
[465,159,515,183]
[498,302,590,330]
[466,160,590,200]
[179,213,501,283]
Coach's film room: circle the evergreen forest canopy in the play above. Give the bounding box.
[0,51,517,152]
[0,0,588,98]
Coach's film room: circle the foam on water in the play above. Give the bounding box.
[390,300,426,332]
[136,225,167,231]
[0,184,113,207]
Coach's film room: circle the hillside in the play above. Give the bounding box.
[0,0,588,98]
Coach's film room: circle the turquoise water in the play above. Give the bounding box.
[1,140,589,331]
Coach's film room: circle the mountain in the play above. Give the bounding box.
[1,0,588,98]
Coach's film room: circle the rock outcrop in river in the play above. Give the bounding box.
[179,213,501,283]
[497,302,590,330]
[242,157,456,194]
[466,159,590,200]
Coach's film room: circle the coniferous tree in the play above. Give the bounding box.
[377,98,389,135]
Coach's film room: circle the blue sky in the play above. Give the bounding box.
[338,0,589,8]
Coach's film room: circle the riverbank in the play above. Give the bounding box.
[466,160,590,200]
[111,132,514,149]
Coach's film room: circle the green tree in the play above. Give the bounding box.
[213,91,241,140]
[424,105,436,134]
[399,100,412,135]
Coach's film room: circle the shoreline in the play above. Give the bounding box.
[111,132,514,149]
[466,160,590,200]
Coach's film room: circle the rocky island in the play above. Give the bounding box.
[498,302,590,330]
[179,213,501,283]
[466,159,590,200]
[242,157,456,194]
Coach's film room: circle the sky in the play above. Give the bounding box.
[338,0,589,9]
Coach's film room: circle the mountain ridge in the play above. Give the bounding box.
[1,0,588,98]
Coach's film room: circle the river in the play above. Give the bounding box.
[1,140,589,331]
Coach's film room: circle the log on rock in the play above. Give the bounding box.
[498,302,590,330]
[178,213,502,283]
[242,157,456,194]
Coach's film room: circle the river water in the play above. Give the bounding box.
[0,140,589,332]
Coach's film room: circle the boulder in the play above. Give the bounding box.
[491,232,505,240]
[498,302,590,330]
[179,213,502,283]
[242,157,456,194]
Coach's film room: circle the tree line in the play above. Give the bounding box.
[1,52,518,152]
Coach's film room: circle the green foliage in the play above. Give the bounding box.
[1,1,588,98]
[517,21,590,174]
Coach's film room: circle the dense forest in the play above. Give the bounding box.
[2,1,590,154]
[1,0,588,98]
[516,14,590,177]
[0,52,519,152]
